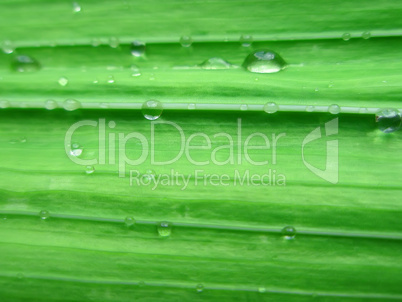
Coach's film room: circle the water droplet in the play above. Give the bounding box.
[91,38,101,47]
[39,210,50,220]
[243,50,286,73]
[328,104,340,114]
[281,226,296,240]
[157,221,172,237]
[109,37,119,48]
[130,41,146,57]
[263,102,278,114]
[2,40,14,54]
[93,79,99,84]
[143,169,156,181]
[359,107,368,114]
[362,31,371,39]
[306,105,315,112]
[188,103,196,110]
[196,284,204,293]
[100,103,109,109]
[199,57,233,69]
[58,76,69,86]
[85,165,95,174]
[12,55,40,72]
[180,36,193,47]
[0,100,10,109]
[107,75,115,84]
[375,108,401,133]
[130,65,141,77]
[20,137,27,143]
[342,33,351,41]
[72,1,81,13]
[141,100,163,120]
[240,35,253,47]
[258,287,267,293]
[240,104,248,111]
[70,143,83,157]
[63,99,81,111]
[44,100,57,110]
[125,216,136,227]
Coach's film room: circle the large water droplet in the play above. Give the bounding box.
[263,102,278,114]
[39,210,50,220]
[281,226,296,240]
[85,165,95,174]
[157,221,172,237]
[125,216,136,228]
[58,76,69,86]
[199,57,233,69]
[45,100,58,110]
[63,99,81,111]
[130,65,141,77]
[12,55,40,72]
[196,284,204,293]
[130,41,146,57]
[2,40,14,54]
[375,108,401,133]
[180,36,193,47]
[70,143,83,157]
[328,104,340,114]
[240,35,253,47]
[342,33,351,41]
[72,1,81,13]
[141,100,163,120]
[243,50,286,73]
[362,31,371,39]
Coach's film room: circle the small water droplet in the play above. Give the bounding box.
[196,284,204,293]
[2,40,15,54]
[72,1,81,13]
[109,37,119,48]
[45,100,57,110]
[130,41,146,57]
[12,55,40,72]
[141,100,163,120]
[263,102,278,114]
[199,57,233,69]
[258,287,267,293]
[91,38,101,47]
[20,137,27,143]
[130,65,141,77]
[142,169,156,181]
[328,104,340,114]
[39,210,50,220]
[85,165,95,174]
[58,76,69,86]
[375,108,401,133]
[180,36,193,47]
[93,79,99,84]
[125,216,136,228]
[240,35,253,47]
[243,50,286,73]
[107,75,115,84]
[306,105,315,112]
[70,143,83,157]
[157,221,172,237]
[63,99,81,111]
[240,104,248,111]
[281,226,296,240]
[359,107,368,114]
[342,33,351,41]
[188,103,196,110]
[362,31,371,39]
[100,103,109,109]
[0,100,10,108]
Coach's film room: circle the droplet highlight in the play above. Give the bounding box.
[328,104,340,115]
[45,100,58,110]
[58,76,69,87]
[240,35,253,47]
[243,50,286,73]
[180,36,193,47]
[85,165,95,174]
[63,99,81,111]
[281,226,296,240]
[362,31,371,39]
[263,102,278,114]
[12,55,40,72]
[2,40,14,54]
[141,100,163,120]
[199,57,233,69]
[130,65,141,77]
[130,41,146,57]
[125,216,136,228]
[196,284,204,293]
[342,33,351,41]
[39,210,50,220]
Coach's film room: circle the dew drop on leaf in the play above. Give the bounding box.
[243,50,286,73]
[362,31,371,39]
[199,57,233,69]
[196,284,204,293]
[39,210,50,220]
[2,40,14,54]
[342,33,351,41]
[45,100,58,110]
[58,76,69,86]
[180,35,193,47]
[263,102,278,114]
[240,34,253,47]
[70,143,83,157]
[63,99,81,111]
[130,41,146,57]
[281,226,296,239]
[141,100,163,120]
[85,165,95,174]
[12,55,41,72]
[125,216,136,228]
[328,104,340,114]
[375,108,401,133]
[157,221,172,237]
